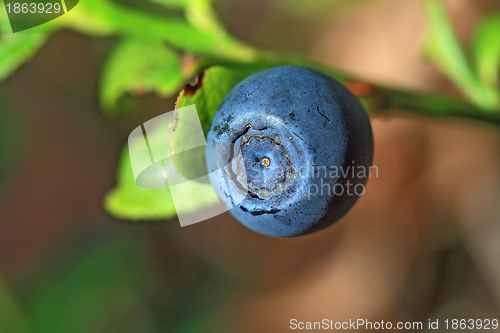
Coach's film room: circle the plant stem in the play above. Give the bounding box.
[206,54,500,128]
[58,0,499,128]
[375,89,500,128]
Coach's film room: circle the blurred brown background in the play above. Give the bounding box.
[0,0,499,332]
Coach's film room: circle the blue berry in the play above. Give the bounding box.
[206,65,373,237]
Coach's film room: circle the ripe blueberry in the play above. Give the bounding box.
[206,65,373,237]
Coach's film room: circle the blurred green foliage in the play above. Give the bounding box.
[0,0,499,221]
[473,13,500,88]
[0,230,235,332]
[27,240,155,333]
[100,39,185,113]
[0,277,30,333]
[424,0,499,111]
[0,240,156,333]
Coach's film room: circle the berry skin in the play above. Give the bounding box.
[206,65,373,237]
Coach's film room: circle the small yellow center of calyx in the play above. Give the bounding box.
[261,158,271,167]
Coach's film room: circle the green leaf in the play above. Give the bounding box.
[100,39,186,113]
[104,148,177,220]
[423,0,499,111]
[105,126,220,221]
[175,65,268,134]
[473,13,500,88]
